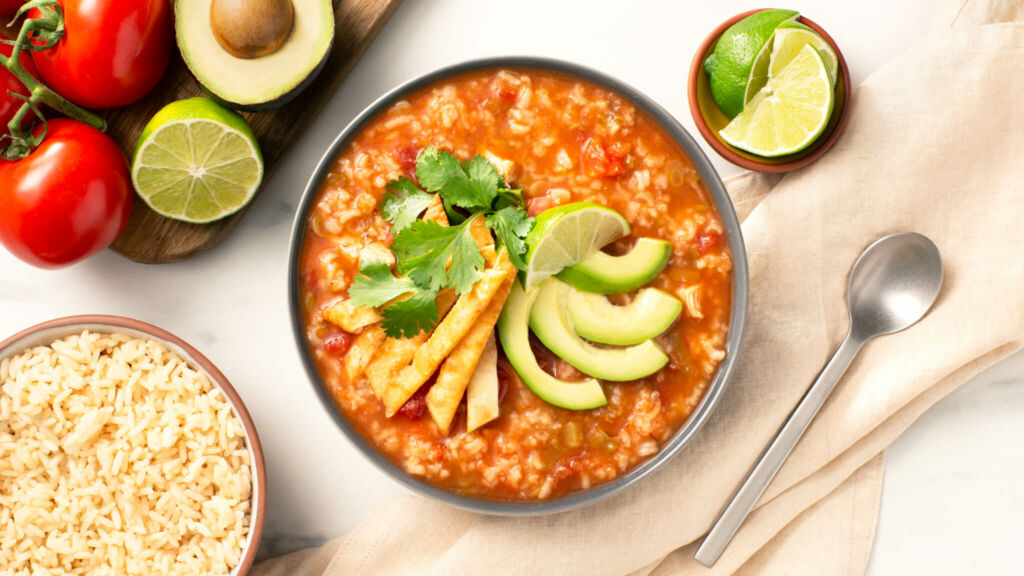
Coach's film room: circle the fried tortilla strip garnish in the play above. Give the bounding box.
[469,216,497,265]
[323,299,382,333]
[384,251,514,417]
[427,273,513,432]
[423,194,450,226]
[465,334,500,433]
[366,288,457,399]
[342,325,386,384]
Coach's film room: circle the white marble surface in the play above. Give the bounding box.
[2,0,1021,572]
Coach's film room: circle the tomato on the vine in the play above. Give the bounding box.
[0,41,39,130]
[0,119,133,268]
[29,0,172,109]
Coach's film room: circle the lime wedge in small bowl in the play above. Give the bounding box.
[720,44,834,158]
[771,23,839,85]
[523,202,630,288]
[132,97,264,224]
[744,21,838,105]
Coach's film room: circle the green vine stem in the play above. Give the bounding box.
[1,0,106,160]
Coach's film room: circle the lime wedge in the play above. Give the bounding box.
[132,97,264,224]
[771,23,839,86]
[744,34,775,104]
[523,202,630,288]
[720,45,833,157]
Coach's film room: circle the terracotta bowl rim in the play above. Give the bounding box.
[687,9,852,173]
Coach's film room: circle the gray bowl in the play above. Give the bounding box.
[288,57,748,516]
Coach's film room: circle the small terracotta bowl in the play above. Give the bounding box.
[688,9,851,172]
[0,315,267,576]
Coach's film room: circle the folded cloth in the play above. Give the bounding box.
[254,0,1023,573]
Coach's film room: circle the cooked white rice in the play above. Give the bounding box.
[0,331,253,575]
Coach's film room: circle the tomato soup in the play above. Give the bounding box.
[298,69,732,501]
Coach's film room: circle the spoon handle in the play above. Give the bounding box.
[695,332,865,567]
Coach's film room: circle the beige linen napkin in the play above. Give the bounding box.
[255,0,1023,573]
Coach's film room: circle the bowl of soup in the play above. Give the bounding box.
[288,57,748,514]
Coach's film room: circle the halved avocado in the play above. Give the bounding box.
[529,279,669,381]
[496,281,607,410]
[176,0,334,111]
[558,238,672,294]
[568,286,682,346]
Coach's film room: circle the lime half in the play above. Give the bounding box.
[132,97,264,224]
[720,44,834,157]
[705,8,798,118]
[523,202,630,288]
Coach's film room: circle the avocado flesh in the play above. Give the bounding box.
[176,0,334,110]
[496,281,607,411]
[568,287,682,346]
[529,279,669,382]
[558,238,672,294]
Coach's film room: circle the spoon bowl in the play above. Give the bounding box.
[847,232,944,340]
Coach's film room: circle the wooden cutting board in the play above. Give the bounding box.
[106,0,403,263]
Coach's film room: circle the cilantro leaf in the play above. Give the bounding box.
[485,207,534,271]
[381,178,434,233]
[493,188,525,211]
[416,147,499,210]
[392,216,486,294]
[348,256,418,308]
[380,287,439,338]
[348,254,440,338]
[464,156,500,205]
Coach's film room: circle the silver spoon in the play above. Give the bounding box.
[695,232,943,567]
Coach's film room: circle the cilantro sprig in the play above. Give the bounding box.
[349,147,534,338]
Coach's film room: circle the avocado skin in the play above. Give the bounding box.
[175,0,336,113]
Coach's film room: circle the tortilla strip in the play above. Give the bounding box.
[427,273,513,432]
[423,194,449,226]
[323,299,382,333]
[384,251,514,417]
[342,325,386,384]
[469,216,497,265]
[465,334,499,433]
[366,288,456,399]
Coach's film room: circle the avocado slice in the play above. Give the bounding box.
[568,286,682,346]
[558,238,672,294]
[176,0,334,110]
[496,281,607,410]
[529,279,669,381]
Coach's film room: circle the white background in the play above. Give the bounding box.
[2,1,1022,573]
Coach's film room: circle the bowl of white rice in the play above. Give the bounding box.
[0,315,265,576]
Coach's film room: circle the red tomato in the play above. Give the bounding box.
[322,333,353,355]
[695,230,720,254]
[29,0,171,109]
[581,137,630,179]
[0,40,38,130]
[0,119,133,268]
[398,387,428,420]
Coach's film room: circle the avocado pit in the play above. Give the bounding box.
[210,0,294,59]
